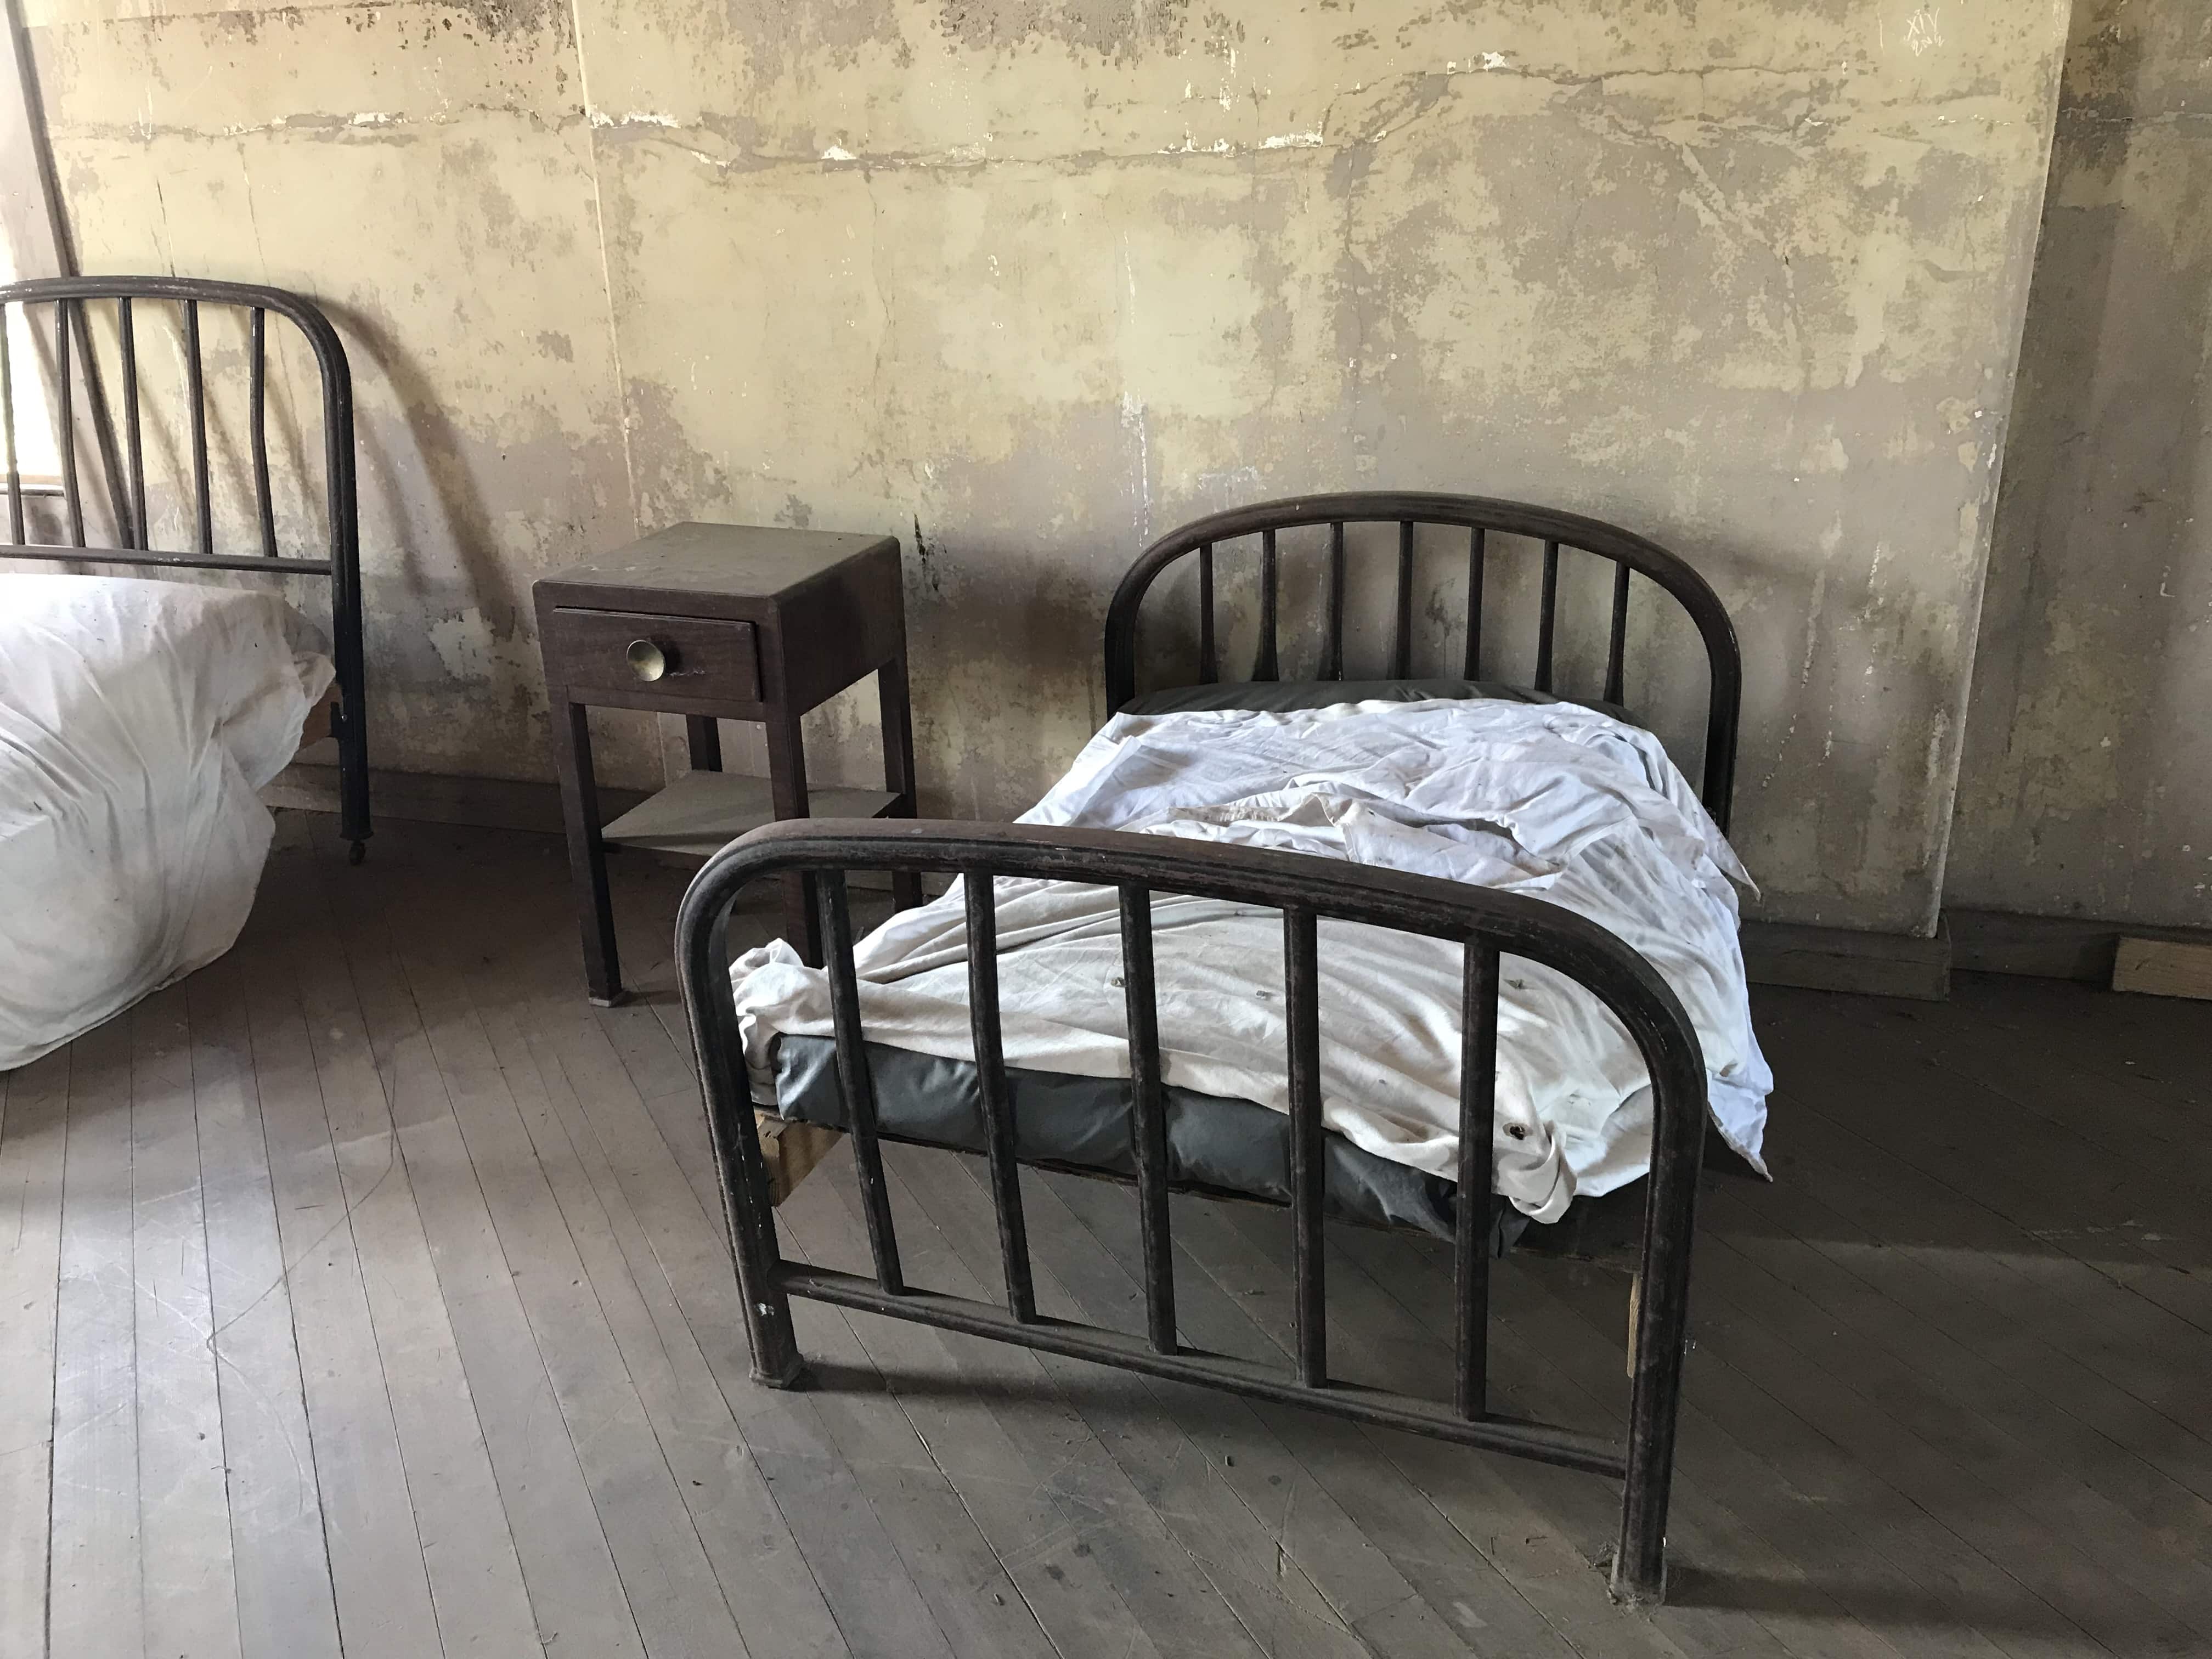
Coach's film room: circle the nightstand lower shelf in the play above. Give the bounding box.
[599,770,900,859]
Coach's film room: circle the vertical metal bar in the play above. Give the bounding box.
[1283,906,1327,1389]
[1118,883,1176,1354]
[1198,542,1217,684]
[0,304,20,545]
[57,301,83,547]
[1324,521,1345,680]
[1392,521,1415,678]
[966,875,1035,1322]
[819,871,905,1295]
[1612,1042,1709,1607]
[306,291,371,855]
[1463,527,1485,679]
[1604,562,1631,707]
[1454,940,1500,1419]
[185,298,212,558]
[250,308,277,558]
[121,298,145,549]
[1704,691,1739,838]
[1534,538,1560,692]
[1255,528,1279,681]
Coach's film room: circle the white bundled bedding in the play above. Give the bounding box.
[1,574,334,1069]
[731,697,1771,1221]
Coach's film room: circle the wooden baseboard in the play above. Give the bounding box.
[1739,919,1951,1001]
[1945,907,2212,985]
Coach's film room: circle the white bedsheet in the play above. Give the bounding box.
[731,697,1771,1221]
[1,574,332,1070]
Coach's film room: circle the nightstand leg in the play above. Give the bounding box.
[879,651,925,912]
[764,702,823,965]
[553,698,624,1005]
[685,715,723,772]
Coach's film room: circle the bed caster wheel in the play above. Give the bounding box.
[348,840,367,866]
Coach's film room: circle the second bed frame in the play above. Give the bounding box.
[678,492,1743,1606]
[0,275,370,860]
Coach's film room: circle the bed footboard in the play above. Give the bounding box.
[676,818,1710,1606]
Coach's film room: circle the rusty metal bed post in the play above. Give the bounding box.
[301,285,370,862]
[965,876,1036,1321]
[1119,883,1178,1353]
[120,297,145,548]
[1613,992,1708,1605]
[1255,528,1280,682]
[1282,906,1328,1386]
[820,872,905,1295]
[55,299,83,547]
[1453,940,1500,1419]
[676,871,804,1387]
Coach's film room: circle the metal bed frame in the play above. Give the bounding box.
[0,275,370,860]
[677,492,1745,1605]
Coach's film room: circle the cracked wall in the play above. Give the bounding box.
[30,0,2071,932]
[1949,0,2212,928]
[24,0,659,786]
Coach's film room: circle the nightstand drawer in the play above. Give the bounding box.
[546,607,760,705]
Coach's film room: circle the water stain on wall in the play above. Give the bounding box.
[28,0,2074,933]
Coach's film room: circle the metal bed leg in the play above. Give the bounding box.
[735,1226,806,1389]
[719,1093,807,1389]
[332,594,371,864]
[1609,1068,1705,1607]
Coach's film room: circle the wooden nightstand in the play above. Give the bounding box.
[535,522,923,1004]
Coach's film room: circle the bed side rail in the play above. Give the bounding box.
[676,817,1709,1606]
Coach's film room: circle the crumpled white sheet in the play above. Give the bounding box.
[731,697,1772,1221]
[1,574,333,1069]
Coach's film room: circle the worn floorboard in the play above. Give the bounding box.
[2,811,2208,1657]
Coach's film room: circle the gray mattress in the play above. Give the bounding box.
[776,1035,1517,1245]
[769,679,1611,1246]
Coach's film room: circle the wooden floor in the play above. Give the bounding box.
[3,814,2209,1659]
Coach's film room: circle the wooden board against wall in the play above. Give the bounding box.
[2113,937,2212,1002]
[756,1111,842,1205]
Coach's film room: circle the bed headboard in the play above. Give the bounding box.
[0,274,369,856]
[1102,491,1743,833]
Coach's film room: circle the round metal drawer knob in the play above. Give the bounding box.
[627,638,669,681]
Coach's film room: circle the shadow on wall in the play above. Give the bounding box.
[326,298,507,637]
[1952,1,2212,926]
[320,299,659,788]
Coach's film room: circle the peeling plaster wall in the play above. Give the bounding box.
[30,1,2069,931]
[1950,0,2212,928]
[23,0,659,785]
